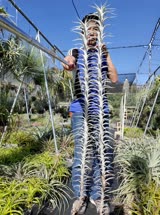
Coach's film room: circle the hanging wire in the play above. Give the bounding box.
[62,44,148,53]
[71,0,81,19]
[136,18,160,74]
[0,16,68,65]
[8,0,64,56]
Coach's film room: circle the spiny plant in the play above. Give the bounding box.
[24,152,71,182]
[114,136,160,214]
[32,124,53,142]
[0,177,48,214]
[59,133,74,159]
[132,181,160,215]
[0,151,72,214]
[70,3,115,214]
[0,36,24,78]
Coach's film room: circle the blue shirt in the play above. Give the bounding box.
[69,48,109,114]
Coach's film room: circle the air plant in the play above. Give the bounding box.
[0,150,72,214]
[71,4,115,214]
[114,135,160,213]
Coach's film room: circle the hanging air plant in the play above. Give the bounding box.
[71,4,115,214]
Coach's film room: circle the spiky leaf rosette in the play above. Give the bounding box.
[71,4,115,214]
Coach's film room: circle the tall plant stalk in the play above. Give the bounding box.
[72,4,114,213]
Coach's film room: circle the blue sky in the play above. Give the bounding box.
[1,0,160,85]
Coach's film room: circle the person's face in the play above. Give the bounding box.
[86,20,99,47]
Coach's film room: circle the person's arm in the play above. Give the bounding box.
[62,49,77,71]
[107,53,118,83]
[62,55,76,71]
[102,44,118,83]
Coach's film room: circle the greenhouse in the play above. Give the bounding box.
[0,1,160,215]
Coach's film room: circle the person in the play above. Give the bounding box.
[63,13,118,215]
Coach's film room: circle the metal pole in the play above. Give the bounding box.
[0,16,68,66]
[144,88,160,136]
[36,31,59,155]
[135,80,152,127]
[8,0,64,56]
[23,86,30,123]
[0,78,23,146]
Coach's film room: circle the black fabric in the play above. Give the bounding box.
[72,49,79,63]
[72,49,82,98]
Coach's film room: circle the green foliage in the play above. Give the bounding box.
[137,76,160,130]
[0,177,48,214]
[0,149,71,214]
[0,106,9,126]
[0,26,74,215]
[25,152,70,181]
[0,147,31,165]
[124,127,144,138]
[0,86,12,126]
[108,94,122,109]
[32,125,54,143]
[107,94,121,121]
[132,181,160,215]
[0,7,8,16]
[0,36,24,78]
[8,130,37,146]
[0,178,25,215]
[6,130,42,153]
[59,133,74,159]
[114,136,160,213]
[55,105,69,119]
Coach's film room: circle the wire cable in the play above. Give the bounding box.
[109,44,148,49]
[62,44,149,53]
[71,0,81,19]
[8,0,65,56]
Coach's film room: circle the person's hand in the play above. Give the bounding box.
[101,44,109,56]
[62,55,76,71]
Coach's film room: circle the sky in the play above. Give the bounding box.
[1,0,160,85]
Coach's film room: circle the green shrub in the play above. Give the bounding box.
[0,106,9,126]
[8,130,37,146]
[114,136,160,214]
[124,127,144,138]
[0,147,31,165]
[25,152,70,181]
[132,181,160,214]
[0,177,48,214]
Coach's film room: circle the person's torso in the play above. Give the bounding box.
[69,48,109,114]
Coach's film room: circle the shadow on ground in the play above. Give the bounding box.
[37,179,125,215]
[38,200,125,215]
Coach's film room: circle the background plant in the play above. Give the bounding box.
[114,136,160,214]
